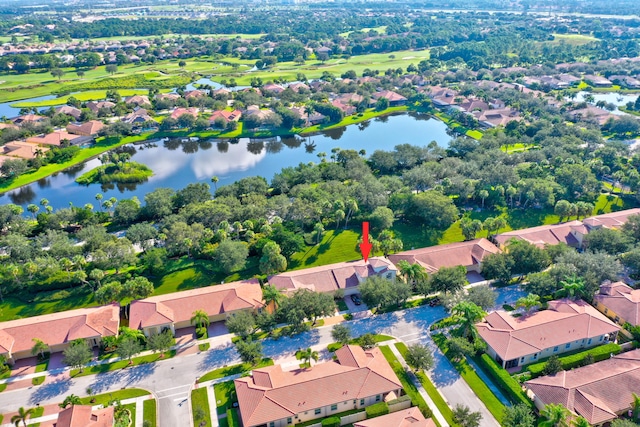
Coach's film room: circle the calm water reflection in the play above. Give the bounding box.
[1,113,453,209]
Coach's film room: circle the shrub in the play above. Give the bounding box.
[543,355,562,375]
[196,327,207,339]
[227,408,241,427]
[387,394,412,405]
[527,343,621,377]
[321,416,340,427]
[477,354,532,407]
[365,402,389,418]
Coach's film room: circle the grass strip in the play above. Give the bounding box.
[198,358,273,384]
[71,350,177,377]
[143,399,157,427]
[79,388,149,406]
[379,345,434,420]
[191,387,212,427]
[395,342,457,426]
[31,375,45,386]
[123,403,136,427]
[433,334,505,423]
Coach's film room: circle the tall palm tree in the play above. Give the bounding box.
[451,302,486,339]
[11,407,35,427]
[31,338,49,359]
[515,294,541,314]
[559,275,585,300]
[539,403,570,427]
[211,176,219,191]
[397,260,428,291]
[191,309,210,330]
[300,347,319,368]
[262,285,284,312]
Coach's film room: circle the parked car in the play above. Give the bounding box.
[350,294,362,305]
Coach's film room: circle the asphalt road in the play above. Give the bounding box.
[0,285,524,427]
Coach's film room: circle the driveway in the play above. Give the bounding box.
[343,294,368,312]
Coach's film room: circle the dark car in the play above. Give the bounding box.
[350,294,362,305]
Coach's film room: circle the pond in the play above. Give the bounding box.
[572,91,639,115]
[1,113,454,209]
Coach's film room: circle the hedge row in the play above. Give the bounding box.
[527,343,621,377]
[475,354,532,407]
[365,402,389,418]
[321,416,340,427]
[226,408,241,427]
[387,395,412,405]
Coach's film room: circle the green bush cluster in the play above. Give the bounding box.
[386,394,412,406]
[76,162,153,185]
[227,408,241,427]
[196,327,208,339]
[476,354,532,407]
[527,343,621,377]
[365,402,389,418]
[320,416,340,427]
[54,74,193,94]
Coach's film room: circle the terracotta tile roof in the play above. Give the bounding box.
[594,281,640,325]
[66,120,104,136]
[388,238,500,273]
[525,349,640,425]
[476,299,620,361]
[235,346,402,427]
[354,407,436,427]
[494,220,583,248]
[372,90,407,102]
[268,257,396,294]
[129,280,263,329]
[170,107,199,120]
[11,114,45,125]
[26,131,83,147]
[2,141,48,160]
[209,109,242,122]
[124,95,151,106]
[0,304,119,356]
[582,208,640,229]
[55,105,82,119]
[55,405,115,427]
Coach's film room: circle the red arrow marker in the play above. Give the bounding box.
[360,221,372,263]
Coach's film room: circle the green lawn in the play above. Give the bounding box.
[298,106,407,134]
[10,89,153,108]
[395,343,457,427]
[35,357,49,373]
[379,346,434,420]
[191,387,212,427]
[198,358,273,383]
[143,399,157,427]
[123,403,136,427]
[79,388,150,406]
[213,380,237,416]
[71,350,176,377]
[290,229,362,269]
[433,334,505,423]
[31,375,45,386]
[546,33,599,46]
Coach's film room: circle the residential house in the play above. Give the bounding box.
[610,75,640,89]
[372,90,407,106]
[235,345,403,427]
[354,408,436,427]
[54,405,114,427]
[525,349,640,425]
[388,238,500,275]
[209,109,242,125]
[584,75,613,87]
[331,99,357,116]
[0,304,120,364]
[2,141,48,160]
[476,299,620,369]
[557,74,582,86]
[262,83,286,94]
[11,114,45,126]
[155,93,182,102]
[473,108,521,128]
[568,105,615,126]
[183,89,205,99]
[27,130,86,146]
[582,208,640,229]
[124,95,151,107]
[129,280,263,337]
[122,108,153,125]
[268,257,397,296]
[66,120,104,137]
[594,281,640,326]
[459,99,489,113]
[170,107,198,120]
[288,82,309,93]
[0,123,19,131]
[54,105,82,120]
[86,101,115,115]
[427,86,460,109]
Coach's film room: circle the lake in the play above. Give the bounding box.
[573,91,639,115]
[1,113,454,209]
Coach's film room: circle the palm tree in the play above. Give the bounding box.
[451,302,486,339]
[397,260,428,291]
[314,222,325,245]
[191,309,210,330]
[559,275,585,300]
[515,294,541,314]
[300,347,319,368]
[539,403,570,427]
[11,407,35,427]
[571,417,590,427]
[262,285,284,312]
[59,394,82,409]
[31,338,49,359]
[632,392,640,419]
[211,176,219,191]
[95,193,103,212]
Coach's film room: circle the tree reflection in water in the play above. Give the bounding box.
[247,140,265,155]
[8,185,36,205]
[265,139,283,154]
[281,135,303,148]
[217,140,229,153]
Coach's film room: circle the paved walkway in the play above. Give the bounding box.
[387,343,450,427]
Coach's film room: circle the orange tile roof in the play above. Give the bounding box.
[2,141,48,159]
[388,238,500,273]
[354,407,436,427]
[0,304,120,356]
[129,280,263,329]
[594,281,640,325]
[170,107,199,120]
[55,405,115,427]
[26,131,83,147]
[268,257,396,294]
[525,349,640,425]
[476,299,620,361]
[235,346,402,427]
[494,221,583,248]
[66,120,104,136]
[582,208,640,229]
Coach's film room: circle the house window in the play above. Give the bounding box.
[270,423,275,427]
[386,273,392,279]
[520,357,525,363]
[553,346,558,352]
[599,336,604,342]
[287,417,292,424]
[360,399,365,406]
[331,404,338,411]
[533,353,538,360]
[588,338,592,345]
[315,409,321,415]
[375,395,381,402]
[565,343,571,349]
[604,308,608,314]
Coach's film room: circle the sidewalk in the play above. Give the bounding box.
[387,343,450,427]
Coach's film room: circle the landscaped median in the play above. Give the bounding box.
[70,350,177,377]
[197,358,273,384]
[432,333,505,423]
[191,387,212,427]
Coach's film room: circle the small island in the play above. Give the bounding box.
[76,152,152,185]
